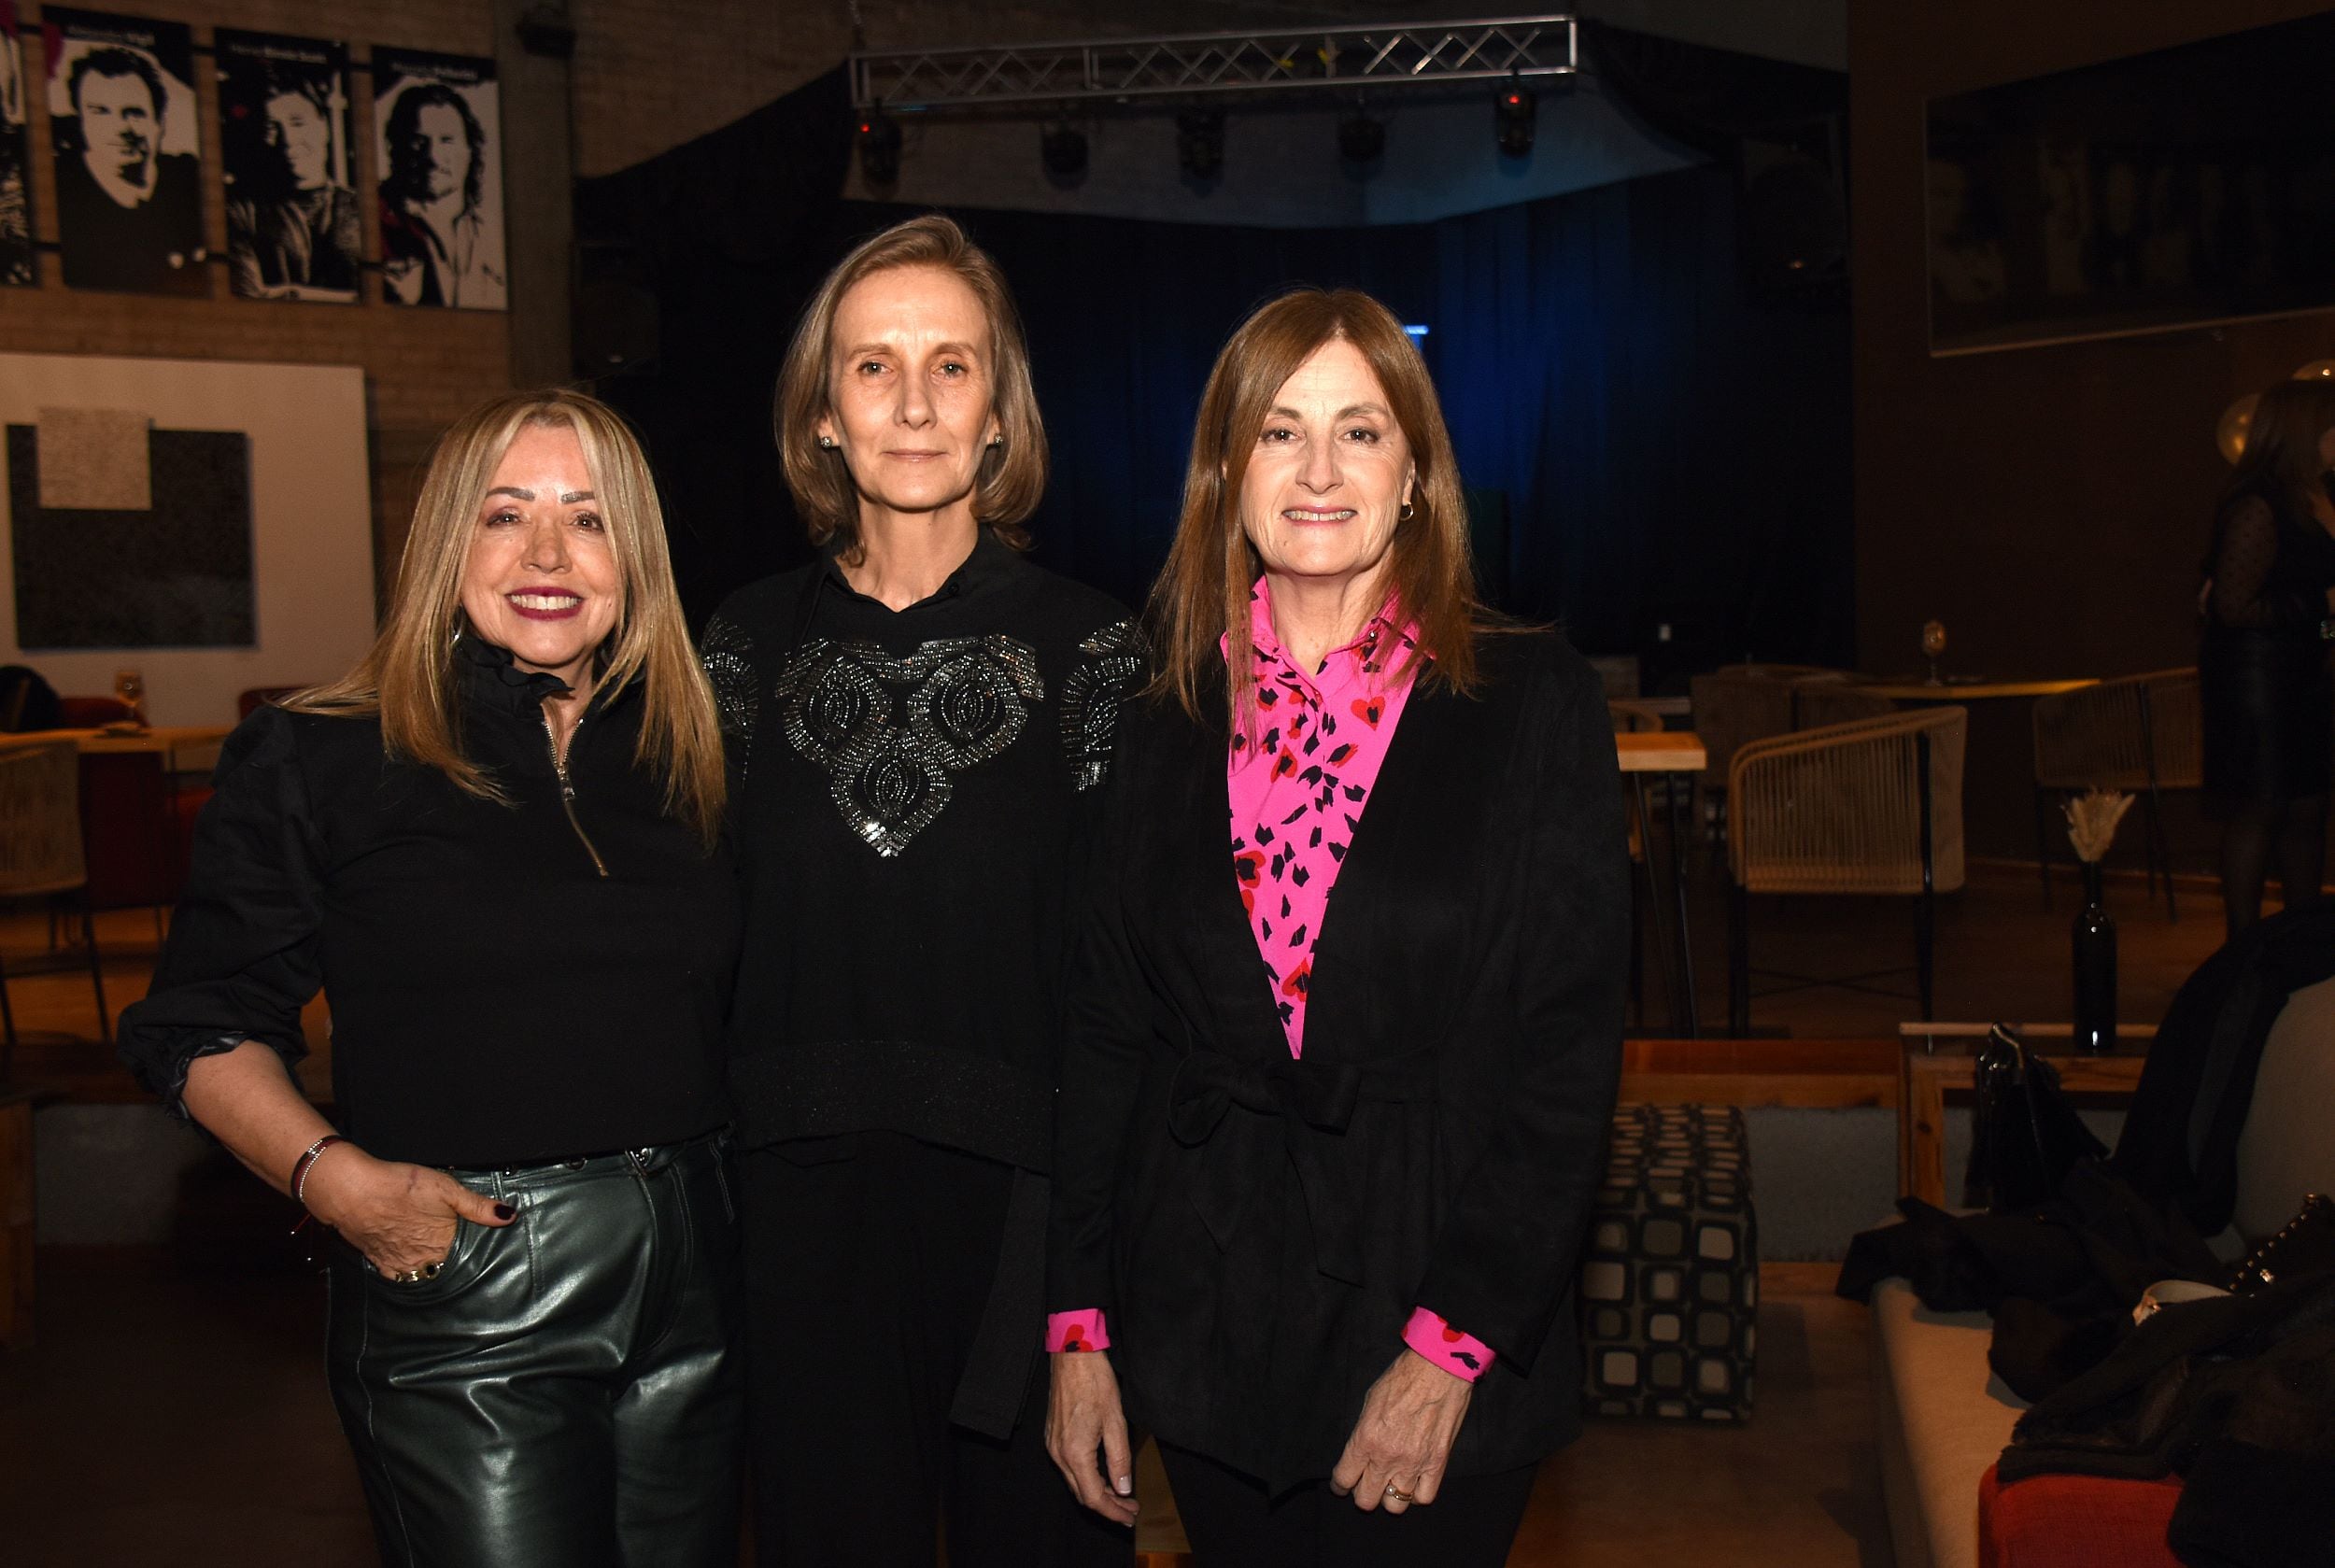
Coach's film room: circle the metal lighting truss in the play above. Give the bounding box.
[848,15,1578,111]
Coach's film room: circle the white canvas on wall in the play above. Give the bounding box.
[0,352,373,727]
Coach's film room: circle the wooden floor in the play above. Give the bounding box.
[0,1247,1875,1567]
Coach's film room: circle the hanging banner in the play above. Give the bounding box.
[0,0,33,286]
[373,47,505,311]
[41,7,206,295]
[216,29,358,303]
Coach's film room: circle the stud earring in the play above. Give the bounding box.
[816,435,837,448]
[1398,501,1416,523]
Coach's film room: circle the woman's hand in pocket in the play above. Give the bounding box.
[303,1148,515,1277]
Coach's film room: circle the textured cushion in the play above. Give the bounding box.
[1871,1278,2025,1568]
[1976,1462,2182,1568]
[1580,1103,1758,1420]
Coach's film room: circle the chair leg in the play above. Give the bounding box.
[2145,785,2176,923]
[1727,883,1750,1038]
[0,945,16,1080]
[1916,888,1937,1022]
[2033,787,2057,909]
[82,902,110,1045]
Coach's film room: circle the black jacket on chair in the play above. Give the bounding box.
[1047,629,1630,1492]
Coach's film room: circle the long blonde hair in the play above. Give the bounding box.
[1149,288,1485,728]
[290,389,726,846]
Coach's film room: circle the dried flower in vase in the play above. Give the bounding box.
[2063,789,2134,865]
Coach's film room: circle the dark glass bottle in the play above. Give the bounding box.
[2072,860,2116,1054]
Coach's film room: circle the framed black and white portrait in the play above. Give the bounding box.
[216,29,358,303]
[41,8,206,296]
[372,48,505,311]
[0,0,34,287]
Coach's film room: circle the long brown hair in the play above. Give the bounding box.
[2226,376,2335,517]
[1148,287,1485,728]
[289,389,727,846]
[773,215,1048,560]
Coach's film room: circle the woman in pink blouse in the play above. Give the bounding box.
[1043,289,1629,1564]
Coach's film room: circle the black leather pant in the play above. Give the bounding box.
[326,1131,743,1568]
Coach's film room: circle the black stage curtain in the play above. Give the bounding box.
[577,69,1850,674]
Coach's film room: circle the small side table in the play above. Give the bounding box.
[1896,1023,2153,1208]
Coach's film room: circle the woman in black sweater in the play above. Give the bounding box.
[702,217,1138,1566]
[2201,376,2335,937]
[119,390,742,1567]
[1044,289,1629,1566]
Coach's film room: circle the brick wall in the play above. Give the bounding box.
[0,0,508,586]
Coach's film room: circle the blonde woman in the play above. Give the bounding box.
[120,389,743,1568]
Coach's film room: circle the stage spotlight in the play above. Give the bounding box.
[1178,110,1224,180]
[1042,121,1088,178]
[1337,108,1384,163]
[856,106,901,185]
[1494,77,1535,157]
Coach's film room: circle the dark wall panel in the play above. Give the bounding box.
[1851,0,2335,867]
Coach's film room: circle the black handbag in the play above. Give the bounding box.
[1962,1024,2110,1213]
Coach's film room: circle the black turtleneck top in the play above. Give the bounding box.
[118,637,741,1168]
[700,533,1141,1168]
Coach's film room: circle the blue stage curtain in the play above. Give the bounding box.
[584,124,1848,671]
[1428,164,1852,662]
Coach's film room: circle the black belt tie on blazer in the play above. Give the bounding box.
[1167,1047,1437,1285]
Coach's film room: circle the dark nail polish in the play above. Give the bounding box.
[493,1203,516,1221]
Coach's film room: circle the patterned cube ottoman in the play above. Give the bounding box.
[1578,1103,1759,1421]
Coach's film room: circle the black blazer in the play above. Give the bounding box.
[1047,629,1629,1491]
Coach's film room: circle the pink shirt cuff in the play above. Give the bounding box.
[1403,1307,1495,1382]
[1046,1308,1111,1353]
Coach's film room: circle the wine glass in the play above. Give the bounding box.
[1920,621,1946,686]
[112,668,147,727]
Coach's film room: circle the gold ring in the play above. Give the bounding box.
[393,1262,441,1284]
[1383,1484,1415,1504]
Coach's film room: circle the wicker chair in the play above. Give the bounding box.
[1725,707,1968,1035]
[1588,656,1643,701]
[1608,699,1665,735]
[0,737,109,1068]
[1790,682,1897,731]
[2031,670,2201,920]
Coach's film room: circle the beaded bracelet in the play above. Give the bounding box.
[290,1134,348,1207]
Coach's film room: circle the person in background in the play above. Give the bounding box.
[119,389,743,1567]
[51,46,205,294]
[378,80,502,308]
[1044,287,1629,1566]
[700,215,1139,1567]
[2201,376,2335,938]
[226,64,361,300]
